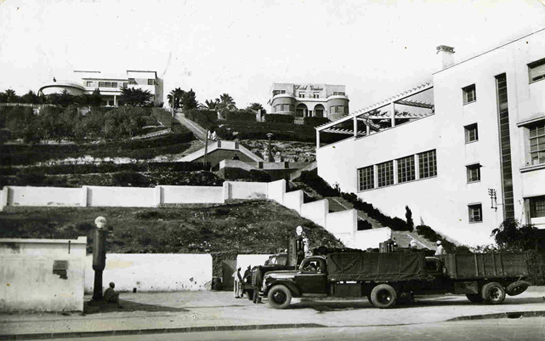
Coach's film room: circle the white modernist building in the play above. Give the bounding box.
[38,70,163,106]
[268,83,349,120]
[316,29,545,246]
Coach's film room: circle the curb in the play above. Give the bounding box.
[0,323,326,340]
[447,310,545,322]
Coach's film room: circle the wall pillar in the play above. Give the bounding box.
[80,186,88,207]
[0,187,9,211]
[390,102,396,127]
[223,181,231,202]
[316,129,320,149]
[155,186,162,207]
[353,117,358,138]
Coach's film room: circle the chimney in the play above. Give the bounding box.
[436,45,455,70]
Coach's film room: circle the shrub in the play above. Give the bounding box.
[357,220,373,231]
[264,114,294,124]
[303,117,330,127]
[112,171,151,187]
[526,250,545,285]
[185,109,217,130]
[298,170,339,197]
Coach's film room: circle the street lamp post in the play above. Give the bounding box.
[91,216,108,302]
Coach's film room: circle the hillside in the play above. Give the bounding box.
[0,200,344,254]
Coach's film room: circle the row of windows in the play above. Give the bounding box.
[330,105,347,114]
[358,150,437,191]
[85,79,155,88]
[274,104,295,112]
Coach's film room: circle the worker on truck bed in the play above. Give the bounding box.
[435,240,446,256]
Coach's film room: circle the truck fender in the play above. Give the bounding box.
[506,280,531,296]
[266,280,301,297]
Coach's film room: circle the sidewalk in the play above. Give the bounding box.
[1,288,545,339]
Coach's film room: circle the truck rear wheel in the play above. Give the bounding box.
[370,284,397,309]
[481,282,506,304]
[466,294,484,303]
[267,285,292,309]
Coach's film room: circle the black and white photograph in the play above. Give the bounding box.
[1,0,545,340]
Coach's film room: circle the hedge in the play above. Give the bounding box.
[185,109,218,130]
[304,117,330,127]
[264,114,295,124]
[223,111,256,122]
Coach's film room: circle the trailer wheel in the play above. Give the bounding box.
[267,285,292,309]
[465,294,484,303]
[481,282,506,304]
[506,281,530,296]
[370,284,397,309]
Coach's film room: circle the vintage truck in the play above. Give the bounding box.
[242,253,295,300]
[261,251,531,309]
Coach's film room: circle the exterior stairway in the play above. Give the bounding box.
[326,196,382,229]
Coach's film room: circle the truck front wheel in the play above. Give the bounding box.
[267,285,292,309]
[370,284,397,309]
[481,282,506,304]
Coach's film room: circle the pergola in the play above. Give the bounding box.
[316,83,434,147]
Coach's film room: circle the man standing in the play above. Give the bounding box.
[233,267,243,298]
[435,240,446,256]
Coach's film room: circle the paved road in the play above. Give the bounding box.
[46,317,545,341]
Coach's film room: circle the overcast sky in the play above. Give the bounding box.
[1,0,544,111]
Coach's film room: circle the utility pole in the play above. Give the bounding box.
[91,216,107,302]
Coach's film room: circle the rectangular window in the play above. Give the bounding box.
[85,81,94,87]
[283,104,290,111]
[466,164,481,183]
[358,166,374,191]
[529,122,545,165]
[377,161,393,188]
[465,123,478,143]
[397,155,415,183]
[148,79,155,86]
[530,196,545,218]
[299,93,305,98]
[418,150,437,179]
[313,93,320,99]
[468,204,483,223]
[529,58,545,83]
[112,82,117,88]
[463,84,476,104]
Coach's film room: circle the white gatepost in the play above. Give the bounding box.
[80,186,88,207]
[0,187,9,211]
[155,186,162,207]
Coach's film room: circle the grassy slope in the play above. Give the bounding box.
[0,200,344,254]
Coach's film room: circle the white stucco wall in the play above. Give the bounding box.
[301,199,328,228]
[283,190,303,214]
[84,254,212,293]
[227,181,269,200]
[87,186,156,207]
[0,237,87,312]
[8,186,82,207]
[161,186,223,204]
[353,227,392,250]
[267,179,286,204]
[325,209,357,236]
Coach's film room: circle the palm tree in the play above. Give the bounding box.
[4,89,16,103]
[217,93,237,112]
[167,88,185,109]
[204,99,219,110]
[120,86,152,106]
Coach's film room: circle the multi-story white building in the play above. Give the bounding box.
[268,83,349,120]
[316,29,545,246]
[38,70,163,106]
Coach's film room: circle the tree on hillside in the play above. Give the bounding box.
[204,99,219,110]
[167,87,184,109]
[180,88,198,111]
[217,93,237,112]
[4,89,17,103]
[246,102,267,114]
[3,106,42,143]
[120,86,152,106]
[21,90,41,105]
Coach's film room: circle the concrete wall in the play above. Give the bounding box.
[0,237,87,312]
[8,186,83,207]
[84,254,212,293]
[225,181,269,200]
[283,190,304,214]
[268,179,286,204]
[161,186,223,204]
[354,227,392,250]
[301,199,328,228]
[87,186,156,207]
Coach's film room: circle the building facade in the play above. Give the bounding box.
[316,29,545,246]
[38,70,163,106]
[268,83,349,120]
